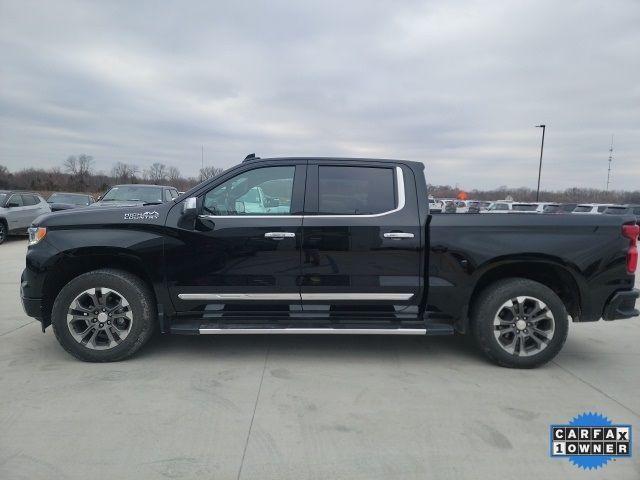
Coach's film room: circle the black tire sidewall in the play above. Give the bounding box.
[51,270,155,362]
[472,278,569,368]
[0,221,6,244]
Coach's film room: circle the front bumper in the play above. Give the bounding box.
[21,270,44,323]
[602,289,639,320]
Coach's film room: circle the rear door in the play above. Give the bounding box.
[5,194,26,230]
[300,161,422,321]
[21,194,44,226]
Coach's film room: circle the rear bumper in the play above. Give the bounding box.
[602,289,639,320]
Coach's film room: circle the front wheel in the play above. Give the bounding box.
[471,278,569,368]
[51,269,156,362]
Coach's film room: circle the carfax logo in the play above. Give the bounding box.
[550,412,632,470]
[124,211,159,220]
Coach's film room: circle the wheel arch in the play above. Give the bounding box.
[41,248,159,328]
[465,259,582,331]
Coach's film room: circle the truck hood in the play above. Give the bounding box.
[32,203,172,228]
[90,200,151,208]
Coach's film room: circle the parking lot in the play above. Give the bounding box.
[0,236,638,479]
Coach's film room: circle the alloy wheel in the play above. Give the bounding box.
[66,287,133,350]
[493,296,555,356]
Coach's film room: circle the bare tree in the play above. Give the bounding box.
[199,166,224,181]
[111,162,139,182]
[63,154,94,189]
[167,166,181,185]
[146,162,167,184]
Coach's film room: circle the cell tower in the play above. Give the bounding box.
[605,135,614,191]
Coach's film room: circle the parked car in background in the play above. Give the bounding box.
[512,202,560,213]
[543,203,577,214]
[47,192,95,212]
[479,201,492,211]
[603,205,640,230]
[92,184,179,207]
[483,201,513,213]
[0,191,50,244]
[428,196,443,213]
[572,204,614,214]
[440,199,458,213]
[466,200,481,213]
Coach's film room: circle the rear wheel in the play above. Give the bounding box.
[471,278,569,368]
[0,221,6,244]
[51,269,156,362]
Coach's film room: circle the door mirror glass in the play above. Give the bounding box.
[182,197,197,216]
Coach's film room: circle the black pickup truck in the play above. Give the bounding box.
[21,157,639,367]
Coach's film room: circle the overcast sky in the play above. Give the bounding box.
[1,0,639,190]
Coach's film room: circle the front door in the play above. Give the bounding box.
[300,161,423,323]
[166,161,306,322]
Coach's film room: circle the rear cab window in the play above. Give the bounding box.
[317,166,396,215]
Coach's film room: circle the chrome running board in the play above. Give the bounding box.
[198,327,427,335]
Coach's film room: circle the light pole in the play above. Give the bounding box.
[535,124,546,202]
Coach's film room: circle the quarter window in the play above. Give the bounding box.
[203,166,295,216]
[318,166,396,215]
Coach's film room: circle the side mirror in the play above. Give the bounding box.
[182,197,197,216]
[235,201,246,214]
[265,197,279,208]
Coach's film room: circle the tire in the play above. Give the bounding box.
[51,269,156,362]
[471,278,569,368]
[0,221,6,245]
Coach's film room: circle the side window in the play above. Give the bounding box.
[203,166,295,216]
[597,206,607,213]
[22,194,37,206]
[318,166,395,215]
[164,189,173,202]
[8,194,24,207]
[633,208,640,216]
[170,189,178,199]
[496,203,508,210]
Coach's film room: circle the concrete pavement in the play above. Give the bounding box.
[0,237,638,479]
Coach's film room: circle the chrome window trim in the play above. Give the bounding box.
[178,293,413,301]
[197,166,405,219]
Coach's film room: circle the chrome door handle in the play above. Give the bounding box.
[265,232,296,240]
[383,232,414,239]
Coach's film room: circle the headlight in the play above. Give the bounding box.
[28,226,47,246]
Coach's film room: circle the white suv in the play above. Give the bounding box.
[572,204,614,214]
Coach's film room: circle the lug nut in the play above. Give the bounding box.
[108,313,112,317]
[107,320,111,325]
[99,323,104,327]
[527,322,531,326]
[524,329,528,334]
[92,318,97,323]
[511,323,515,327]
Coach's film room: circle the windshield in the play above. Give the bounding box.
[101,186,163,203]
[48,193,91,205]
[513,204,537,211]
